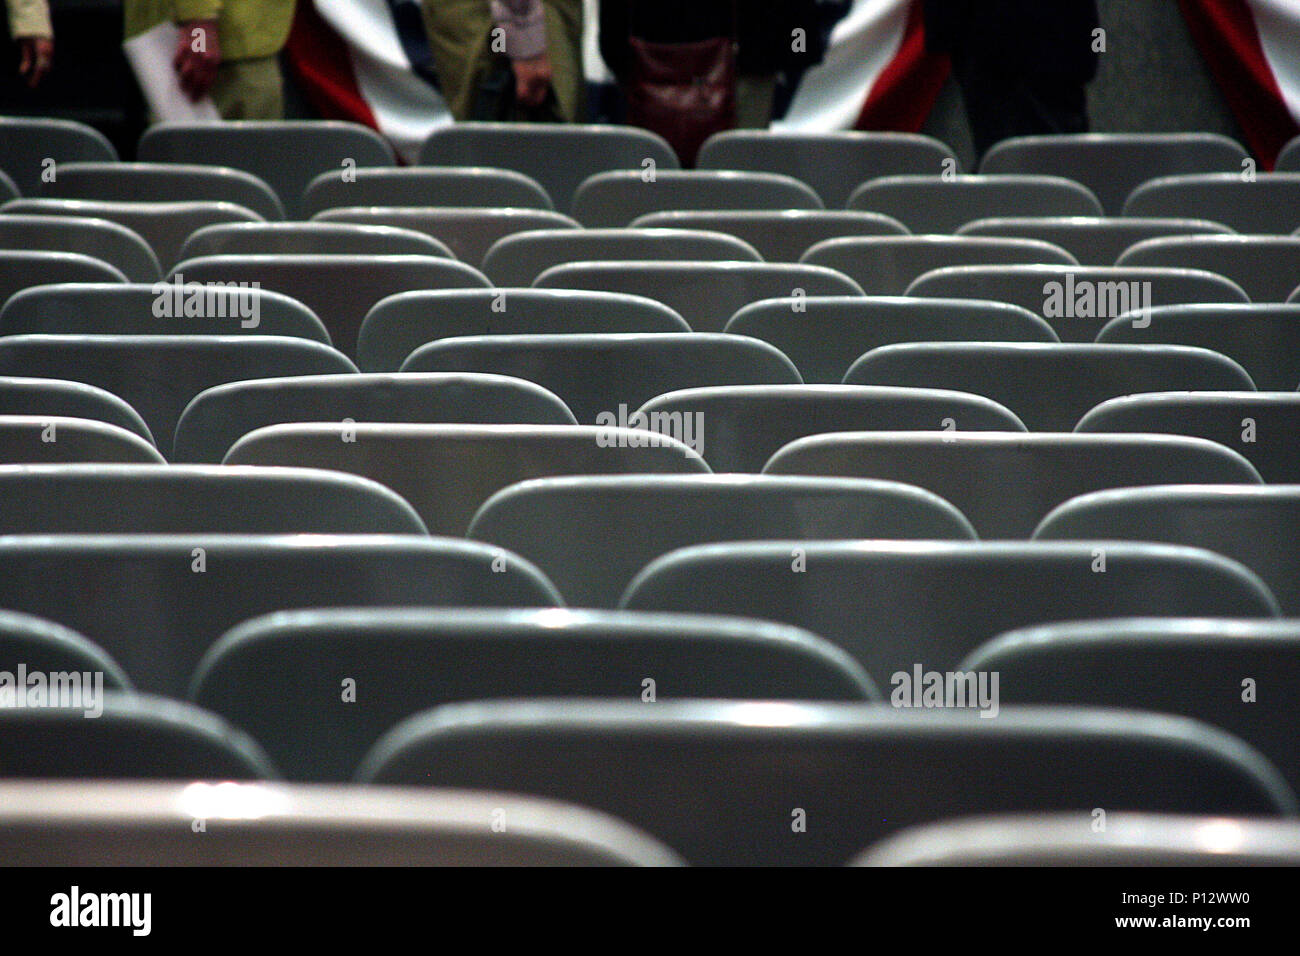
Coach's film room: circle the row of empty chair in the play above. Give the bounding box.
[5,119,1300,225]
[3,689,1296,865]
[4,117,1300,866]
[5,779,1298,866]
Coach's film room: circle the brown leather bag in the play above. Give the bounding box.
[625,6,737,167]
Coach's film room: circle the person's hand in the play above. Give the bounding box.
[173,18,222,101]
[16,36,53,88]
[511,53,552,108]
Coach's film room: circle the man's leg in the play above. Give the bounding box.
[209,54,284,120]
[952,54,1089,160]
[736,73,776,129]
[420,0,491,121]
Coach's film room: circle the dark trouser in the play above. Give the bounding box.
[951,53,1091,162]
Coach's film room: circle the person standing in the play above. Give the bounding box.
[421,0,584,122]
[124,0,297,119]
[923,0,1101,161]
[5,0,53,87]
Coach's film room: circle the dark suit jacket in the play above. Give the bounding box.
[923,0,1101,82]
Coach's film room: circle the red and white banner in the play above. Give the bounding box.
[273,0,1300,167]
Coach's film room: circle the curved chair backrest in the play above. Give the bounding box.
[1077,391,1300,483]
[634,384,1027,473]
[174,371,577,464]
[0,334,357,458]
[359,700,1295,865]
[766,431,1260,539]
[0,534,560,696]
[0,463,428,535]
[468,474,975,606]
[193,607,876,781]
[620,540,1280,687]
[399,332,801,422]
[534,260,862,332]
[843,342,1256,431]
[224,423,710,536]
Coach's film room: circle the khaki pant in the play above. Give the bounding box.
[421,0,583,122]
[210,54,285,120]
[736,73,776,129]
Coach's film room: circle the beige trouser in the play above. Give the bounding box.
[736,73,776,129]
[421,0,583,122]
[210,54,284,120]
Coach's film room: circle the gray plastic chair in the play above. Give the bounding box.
[1077,392,1300,483]
[534,261,862,332]
[314,206,579,266]
[0,250,125,304]
[620,540,1280,688]
[906,264,1249,343]
[0,780,684,866]
[359,288,690,372]
[803,235,1076,296]
[482,228,761,287]
[726,296,1057,383]
[2,197,263,270]
[420,122,681,212]
[0,534,560,696]
[174,371,577,464]
[170,254,489,359]
[854,812,1300,866]
[178,222,453,262]
[469,474,976,607]
[844,342,1256,431]
[1096,304,1300,391]
[0,415,163,464]
[697,130,957,208]
[0,693,274,779]
[766,432,1260,539]
[43,162,285,220]
[139,120,396,218]
[359,700,1293,866]
[0,464,428,535]
[400,332,801,423]
[631,210,908,263]
[0,375,153,442]
[847,175,1103,233]
[1124,173,1300,235]
[194,607,876,781]
[303,166,553,217]
[1117,235,1300,302]
[958,216,1234,267]
[0,334,357,458]
[1036,485,1300,614]
[634,384,1027,472]
[0,282,330,342]
[572,170,823,228]
[0,117,117,196]
[0,215,161,281]
[224,423,709,536]
[981,133,1249,215]
[964,617,1300,796]
[0,609,130,690]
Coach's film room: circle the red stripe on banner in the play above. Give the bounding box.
[855,0,950,132]
[1179,0,1299,169]
[283,1,380,132]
